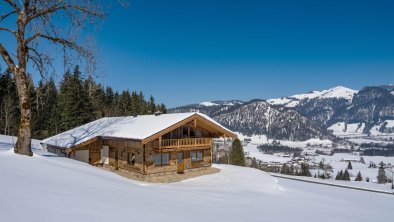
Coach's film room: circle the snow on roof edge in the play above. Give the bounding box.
[41,112,235,149]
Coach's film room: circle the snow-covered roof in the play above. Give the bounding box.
[41,112,234,148]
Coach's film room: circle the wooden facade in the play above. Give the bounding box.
[45,114,236,175]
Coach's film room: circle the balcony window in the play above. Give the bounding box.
[182,126,188,138]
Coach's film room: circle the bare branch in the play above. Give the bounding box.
[3,0,21,13]
[0,43,17,71]
[0,27,17,36]
[0,10,16,23]
[27,2,105,23]
[26,33,83,51]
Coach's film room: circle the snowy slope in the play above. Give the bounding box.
[1,138,393,222]
[0,135,42,151]
[328,122,366,136]
[268,86,358,107]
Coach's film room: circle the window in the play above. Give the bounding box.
[154,153,170,166]
[189,127,196,138]
[195,130,203,138]
[163,132,171,139]
[162,153,170,165]
[127,153,135,165]
[182,126,188,138]
[190,150,203,162]
[154,154,161,165]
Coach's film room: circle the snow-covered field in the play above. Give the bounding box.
[0,135,393,222]
[237,132,333,147]
[245,144,394,192]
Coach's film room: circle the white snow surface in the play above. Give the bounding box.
[1,143,393,222]
[268,86,358,107]
[328,122,366,136]
[200,101,219,106]
[42,113,230,148]
[237,132,332,148]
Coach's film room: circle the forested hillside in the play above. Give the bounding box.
[0,66,166,139]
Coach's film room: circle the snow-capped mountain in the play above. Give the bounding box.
[267,86,358,108]
[170,99,335,141]
[170,85,394,140]
[273,85,394,135]
[169,100,245,117]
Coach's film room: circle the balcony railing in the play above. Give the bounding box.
[153,138,212,150]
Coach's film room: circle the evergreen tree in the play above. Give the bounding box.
[148,95,156,114]
[118,90,132,115]
[300,163,311,177]
[104,86,115,117]
[229,139,245,166]
[58,66,94,131]
[343,169,350,181]
[377,165,388,184]
[347,161,353,170]
[0,68,20,135]
[335,170,344,180]
[355,171,363,181]
[32,78,58,138]
[281,163,291,175]
[157,103,167,114]
[319,161,324,169]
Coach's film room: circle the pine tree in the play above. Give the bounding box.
[355,171,363,181]
[281,163,291,175]
[0,68,20,136]
[347,161,353,170]
[335,170,344,180]
[158,103,167,114]
[58,66,94,131]
[229,139,245,166]
[32,78,58,138]
[377,166,388,184]
[104,86,115,117]
[319,161,324,169]
[148,95,156,114]
[343,169,350,181]
[300,163,311,177]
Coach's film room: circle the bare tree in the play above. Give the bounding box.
[0,0,106,156]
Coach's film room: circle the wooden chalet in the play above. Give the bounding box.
[41,113,237,175]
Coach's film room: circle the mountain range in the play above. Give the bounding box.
[169,85,394,141]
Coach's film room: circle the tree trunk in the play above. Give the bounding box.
[13,12,32,156]
[13,69,33,156]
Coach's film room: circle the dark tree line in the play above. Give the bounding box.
[0,66,166,140]
[258,144,302,155]
[360,143,394,156]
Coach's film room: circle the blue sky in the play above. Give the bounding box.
[2,0,394,107]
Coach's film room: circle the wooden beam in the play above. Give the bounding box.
[142,113,237,144]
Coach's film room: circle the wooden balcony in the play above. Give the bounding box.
[153,138,212,151]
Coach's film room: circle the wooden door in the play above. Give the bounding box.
[114,149,119,170]
[89,149,101,165]
[177,152,184,173]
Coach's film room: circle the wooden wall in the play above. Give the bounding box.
[144,141,212,175]
[103,138,143,173]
